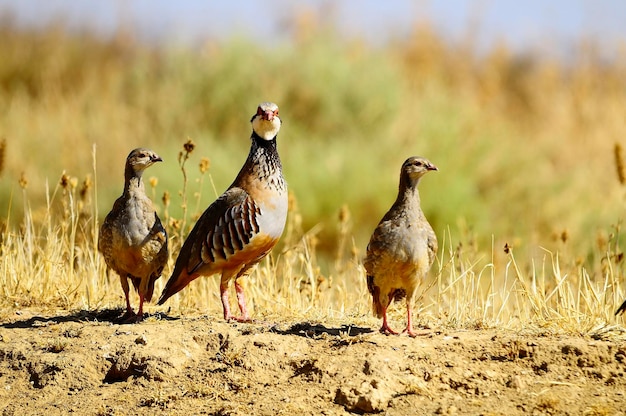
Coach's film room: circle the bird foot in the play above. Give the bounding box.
[403,327,430,338]
[225,315,252,323]
[379,325,399,336]
[118,309,136,321]
[119,311,143,324]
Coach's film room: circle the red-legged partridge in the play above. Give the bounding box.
[99,148,168,323]
[364,156,438,337]
[158,102,288,322]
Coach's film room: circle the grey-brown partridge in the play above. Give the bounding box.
[99,148,168,323]
[364,156,438,337]
[158,102,288,322]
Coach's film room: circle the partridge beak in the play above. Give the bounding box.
[263,111,275,121]
[427,163,438,171]
[152,155,163,163]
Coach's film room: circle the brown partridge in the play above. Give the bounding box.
[99,148,168,323]
[364,156,438,337]
[158,102,288,322]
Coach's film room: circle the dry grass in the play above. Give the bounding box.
[0,140,624,336]
[0,14,625,336]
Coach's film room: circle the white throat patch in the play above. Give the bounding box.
[252,116,281,140]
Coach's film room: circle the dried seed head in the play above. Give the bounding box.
[504,242,511,254]
[317,274,327,287]
[169,218,181,230]
[149,176,158,188]
[69,177,78,190]
[60,172,71,189]
[162,190,170,206]
[183,139,195,154]
[18,172,28,189]
[614,143,625,185]
[80,175,92,201]
[199,157,210,174]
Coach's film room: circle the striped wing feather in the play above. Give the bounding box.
[199,192,260,266]
[158,187,261,302]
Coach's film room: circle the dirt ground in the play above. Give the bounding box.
[0,309,625,416]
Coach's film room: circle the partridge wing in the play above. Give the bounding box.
[158,187,260,303]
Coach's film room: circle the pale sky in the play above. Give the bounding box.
[1,0,625,54]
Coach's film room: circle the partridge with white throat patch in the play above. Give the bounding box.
[158,102,288,322]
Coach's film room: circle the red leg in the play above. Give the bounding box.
[135,293,145,323]
[120,276,136,321]
[233,280,251,322]
[403,302,429,337]
[380,303,399,335]
[220,283,234,321]
[404,303,416,337]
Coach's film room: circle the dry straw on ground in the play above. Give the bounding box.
[0,141,624,338]
[0,19,625,337]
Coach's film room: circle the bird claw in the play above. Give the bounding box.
[379,325,399,336]
[119,311,143,324]
[225,315,252,323]
[403,327,429,338]
[405,329,418,338]
[119,310,136,320]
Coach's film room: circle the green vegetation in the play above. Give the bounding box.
[0,16,625,333]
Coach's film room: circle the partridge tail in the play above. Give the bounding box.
[367,275,384,318]
[144,275,157,303]
[372,298,384,319]
[157,268,196,305]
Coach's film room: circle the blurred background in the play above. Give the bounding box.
[1,0,626,270]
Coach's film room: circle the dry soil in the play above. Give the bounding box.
[0,309,625,415]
